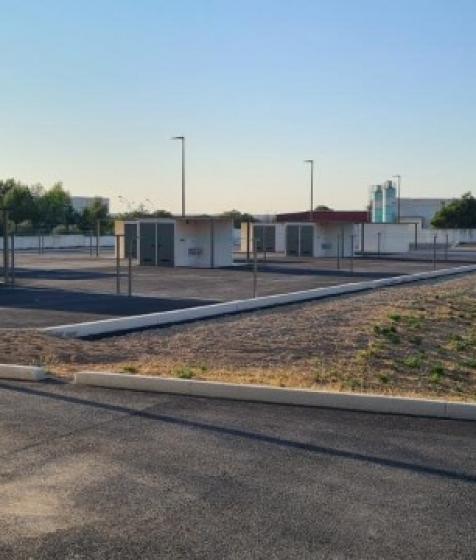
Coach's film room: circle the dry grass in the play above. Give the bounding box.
[1,274,476,401]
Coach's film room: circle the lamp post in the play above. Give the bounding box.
[392,174,401,223]
[171,136,186,216]
[304,159,314,221]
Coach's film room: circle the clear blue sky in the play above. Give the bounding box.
[1,0,474,214]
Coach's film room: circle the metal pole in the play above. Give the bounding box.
[116,234,121,295]
[350,234,354,273]
[38,231,41,255]
[2,208,9,284]
[252,238,258,298]
[336,236,340,270]
[433,235,437,270]
[414,223,418,250]
[377,232,381,257]
[360,223,365,256]
[304,159,314,221]
[89,230,93,257]
[181,137,185,217]
[210,218,215,269]
[445,233,449,262]
[96,220,100,257]
[10,232,15,285]
[128,237,133,297]
[246,220,251,263]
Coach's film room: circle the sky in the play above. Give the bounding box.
[0,0,475,214]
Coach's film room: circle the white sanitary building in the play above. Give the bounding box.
[115,216,234,268]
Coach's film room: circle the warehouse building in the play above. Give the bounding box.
[115,216,234,268]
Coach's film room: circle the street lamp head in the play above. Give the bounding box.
[171,136,185,140]
[304,159,314,164]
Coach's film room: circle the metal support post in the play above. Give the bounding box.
[252,239,258,298]
[377,232,381,257]
[336,236,340,270]
[116,235,121,295]
[96,220,100,257]
[128,237,133,297]
[349,234,354,274]
[433,235,437,270]
[10,232,15,285]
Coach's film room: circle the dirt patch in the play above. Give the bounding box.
[1,274,475,401]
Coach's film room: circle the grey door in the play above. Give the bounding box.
[124,223,138,259]
[286,225,299,256]
[139,223,156,265]
[264,226,275,252]
[254,225,265,252]
[300,225,314,257]
[156,223,174,266]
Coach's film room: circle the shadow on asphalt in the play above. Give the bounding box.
[1,381,475,484]
[0,286,219,316]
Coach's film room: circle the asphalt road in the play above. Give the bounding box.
[1,380,475,559]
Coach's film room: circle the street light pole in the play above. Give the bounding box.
[392,174,401,223]
[304,159,314,221]
[171,136,186,216]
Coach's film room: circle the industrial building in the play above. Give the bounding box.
[241,211,368,257]
[115,216,234,268]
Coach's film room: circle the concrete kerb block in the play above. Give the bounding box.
[43,264,476,339]
[74,372,476,420]
[0,364,47,381]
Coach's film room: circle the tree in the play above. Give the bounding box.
[431,192,476,228]
[221,209,255,228]
[314,205,333,211]
[78,197,110,232]
[35,182,76,230]
[3,183,37,226]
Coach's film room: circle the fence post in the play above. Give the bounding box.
[89,230,93,257]
[350,234,354,274]
[252,238,258,298]
[96,220,100,257]
[38,231,42,255]
[116,234,121,295]
[2,208,9,284]
[433,235,437,270]
[10,232,15,285]
[377,232,381,258]
[445,233,449,262]
[128,237,133,297]
[336,236,341,270]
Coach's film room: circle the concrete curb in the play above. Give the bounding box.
[74,372,476,420]
[43,264,476,339]
[0,364,47,381]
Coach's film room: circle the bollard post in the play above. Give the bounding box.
[128,237,133,297]
[10,232,15,285]
[116,235,121,295]
[252,239,258,298]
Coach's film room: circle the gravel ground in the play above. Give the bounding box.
[1,273,475,400]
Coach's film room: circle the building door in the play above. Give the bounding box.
[264,225,276,252]
[124,223,138,259]
[156,223,174,266]
[254,225,265,252]
[139,223,156,265]
[300,225,314,257]
[286,225,299,256]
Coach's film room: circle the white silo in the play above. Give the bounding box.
[382,180,397,223]
[371,185,383,223]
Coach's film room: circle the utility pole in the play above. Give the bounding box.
[304,159,314,221]
[171,136,186,216]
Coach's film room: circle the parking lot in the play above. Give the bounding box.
[1,379,475,559]
[1,249,475,328]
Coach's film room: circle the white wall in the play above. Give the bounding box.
[355,223,415,253]
[0,234,115,250]
[175,219,233,268]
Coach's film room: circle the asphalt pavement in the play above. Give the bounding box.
[1,380,475,559]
